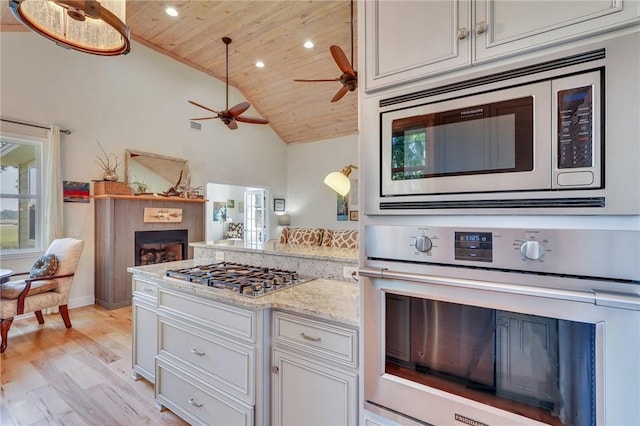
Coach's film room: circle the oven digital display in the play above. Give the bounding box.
[454,232,492,262]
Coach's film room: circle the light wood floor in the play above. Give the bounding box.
[0,304,188,425]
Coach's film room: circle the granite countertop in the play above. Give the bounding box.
[191,240,358,263]
[128,260,360,326]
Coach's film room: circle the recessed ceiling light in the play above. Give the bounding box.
[256,61,265,68]
[304,40,314,49]
[165,7,178,17]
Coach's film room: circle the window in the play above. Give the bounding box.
[0,134,44,255]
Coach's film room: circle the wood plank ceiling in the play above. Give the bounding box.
[0,0,358,144]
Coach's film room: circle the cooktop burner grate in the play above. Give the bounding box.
[165,262,314,297]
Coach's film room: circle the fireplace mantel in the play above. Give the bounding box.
[93,194,206,203]
[94,196,205,309]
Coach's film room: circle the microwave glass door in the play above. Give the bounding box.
[380,82,551,197]
[391,97,533,180]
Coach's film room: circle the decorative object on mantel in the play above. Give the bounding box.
[92,180,131,196]
[143,208,183,223]
[9,0,131,56]
[95,140,120,182]
[325,164,357,196]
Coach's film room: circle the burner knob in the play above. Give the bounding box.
[520,240,545,260]
[414,236,432,253]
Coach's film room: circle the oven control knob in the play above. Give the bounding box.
[415,236,433,252]
[520,240,545,260]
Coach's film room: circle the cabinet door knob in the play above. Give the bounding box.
[457,28,468,40]
[475,21,488,35]
[189,398,203,407]
[272,365,279,374]
[191,348,206,356]
[301,332,322,342]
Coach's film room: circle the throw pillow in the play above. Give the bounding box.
[30,254,58,278]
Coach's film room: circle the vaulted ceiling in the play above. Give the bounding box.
[0,0,358,144]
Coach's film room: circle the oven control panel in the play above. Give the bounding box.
[366,225,639,282]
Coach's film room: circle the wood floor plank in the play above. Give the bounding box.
[1,305,189,426]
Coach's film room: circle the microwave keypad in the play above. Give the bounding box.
[558,86,593,169]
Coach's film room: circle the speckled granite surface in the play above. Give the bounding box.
[191,240,358,282]
[128,260,360,326]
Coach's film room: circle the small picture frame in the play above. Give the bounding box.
[274,198,285,212]
[349,210,359,221]
[227,199,235,208]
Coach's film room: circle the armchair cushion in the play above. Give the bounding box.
[0,279,57,300]
[29,254,58,278]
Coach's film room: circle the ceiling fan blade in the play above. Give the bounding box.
[227,102,251,118]
[331,85,349,103]
[330,45,355,76]
[188,100,220,114]
[227,120,239,130]
[236,115,270,125]
[294,78,340,82]
[190,116,218,121]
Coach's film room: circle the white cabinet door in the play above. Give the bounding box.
[132,296,157,383]
[272,348,358,426]
[364,0,471,92]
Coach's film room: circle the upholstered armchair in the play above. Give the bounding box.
[0,238,84,353]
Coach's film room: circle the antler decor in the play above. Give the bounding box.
[95,140,121,181]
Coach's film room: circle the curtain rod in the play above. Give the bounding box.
[0,118,71,135]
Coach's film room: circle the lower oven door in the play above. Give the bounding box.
[362,268,640,426]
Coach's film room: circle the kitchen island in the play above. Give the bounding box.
[128,251,359,426]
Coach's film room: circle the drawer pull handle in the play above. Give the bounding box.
[142,287,154,292]
[301,332,321,342]
[191,348,206,356]
[189,398,203,407]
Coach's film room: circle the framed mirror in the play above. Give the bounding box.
[125,149,189,194]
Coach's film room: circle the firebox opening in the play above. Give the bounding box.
[135,229,188,266]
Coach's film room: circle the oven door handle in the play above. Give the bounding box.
[359,267,598,304]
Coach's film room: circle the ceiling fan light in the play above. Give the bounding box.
[10,0,130,56]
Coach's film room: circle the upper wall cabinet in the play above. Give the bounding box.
[364,0,472,92]
[363,0,640,92]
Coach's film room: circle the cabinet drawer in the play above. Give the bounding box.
[273,312,357,368]
[133,278,158,299]
[159,317,255,403]
[158,288,256,342]
[156,360,253,426]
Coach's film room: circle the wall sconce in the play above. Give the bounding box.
[278,214,291,226]
[324,164,358,196]
[10,0,131,56]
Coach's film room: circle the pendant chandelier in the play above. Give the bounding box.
[10,0,130,56]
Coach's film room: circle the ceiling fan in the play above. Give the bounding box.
[294,0,357,103]
[189,37,269,130]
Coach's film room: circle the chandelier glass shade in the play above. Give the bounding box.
[10,0,130,56]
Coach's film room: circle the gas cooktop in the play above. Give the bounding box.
[164,262,315,297]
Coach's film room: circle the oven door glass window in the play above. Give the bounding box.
[390,97,534,181]
[385,294,595,425]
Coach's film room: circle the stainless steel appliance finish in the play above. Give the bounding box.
[362,31,640,215]
[362,224,640,426]
[165,262,314,297]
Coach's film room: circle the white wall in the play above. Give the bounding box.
[0,32,287,308]
[287,134,359,230]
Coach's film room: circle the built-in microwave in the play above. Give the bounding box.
[362,31,640,215]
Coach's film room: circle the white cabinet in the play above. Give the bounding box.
[363,0,640,91]
[131,277,158,383]
[474,0,640,62]
[271,311,358,426]
[154,287,264,426]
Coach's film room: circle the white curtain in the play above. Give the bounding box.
[45,125,63,244]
